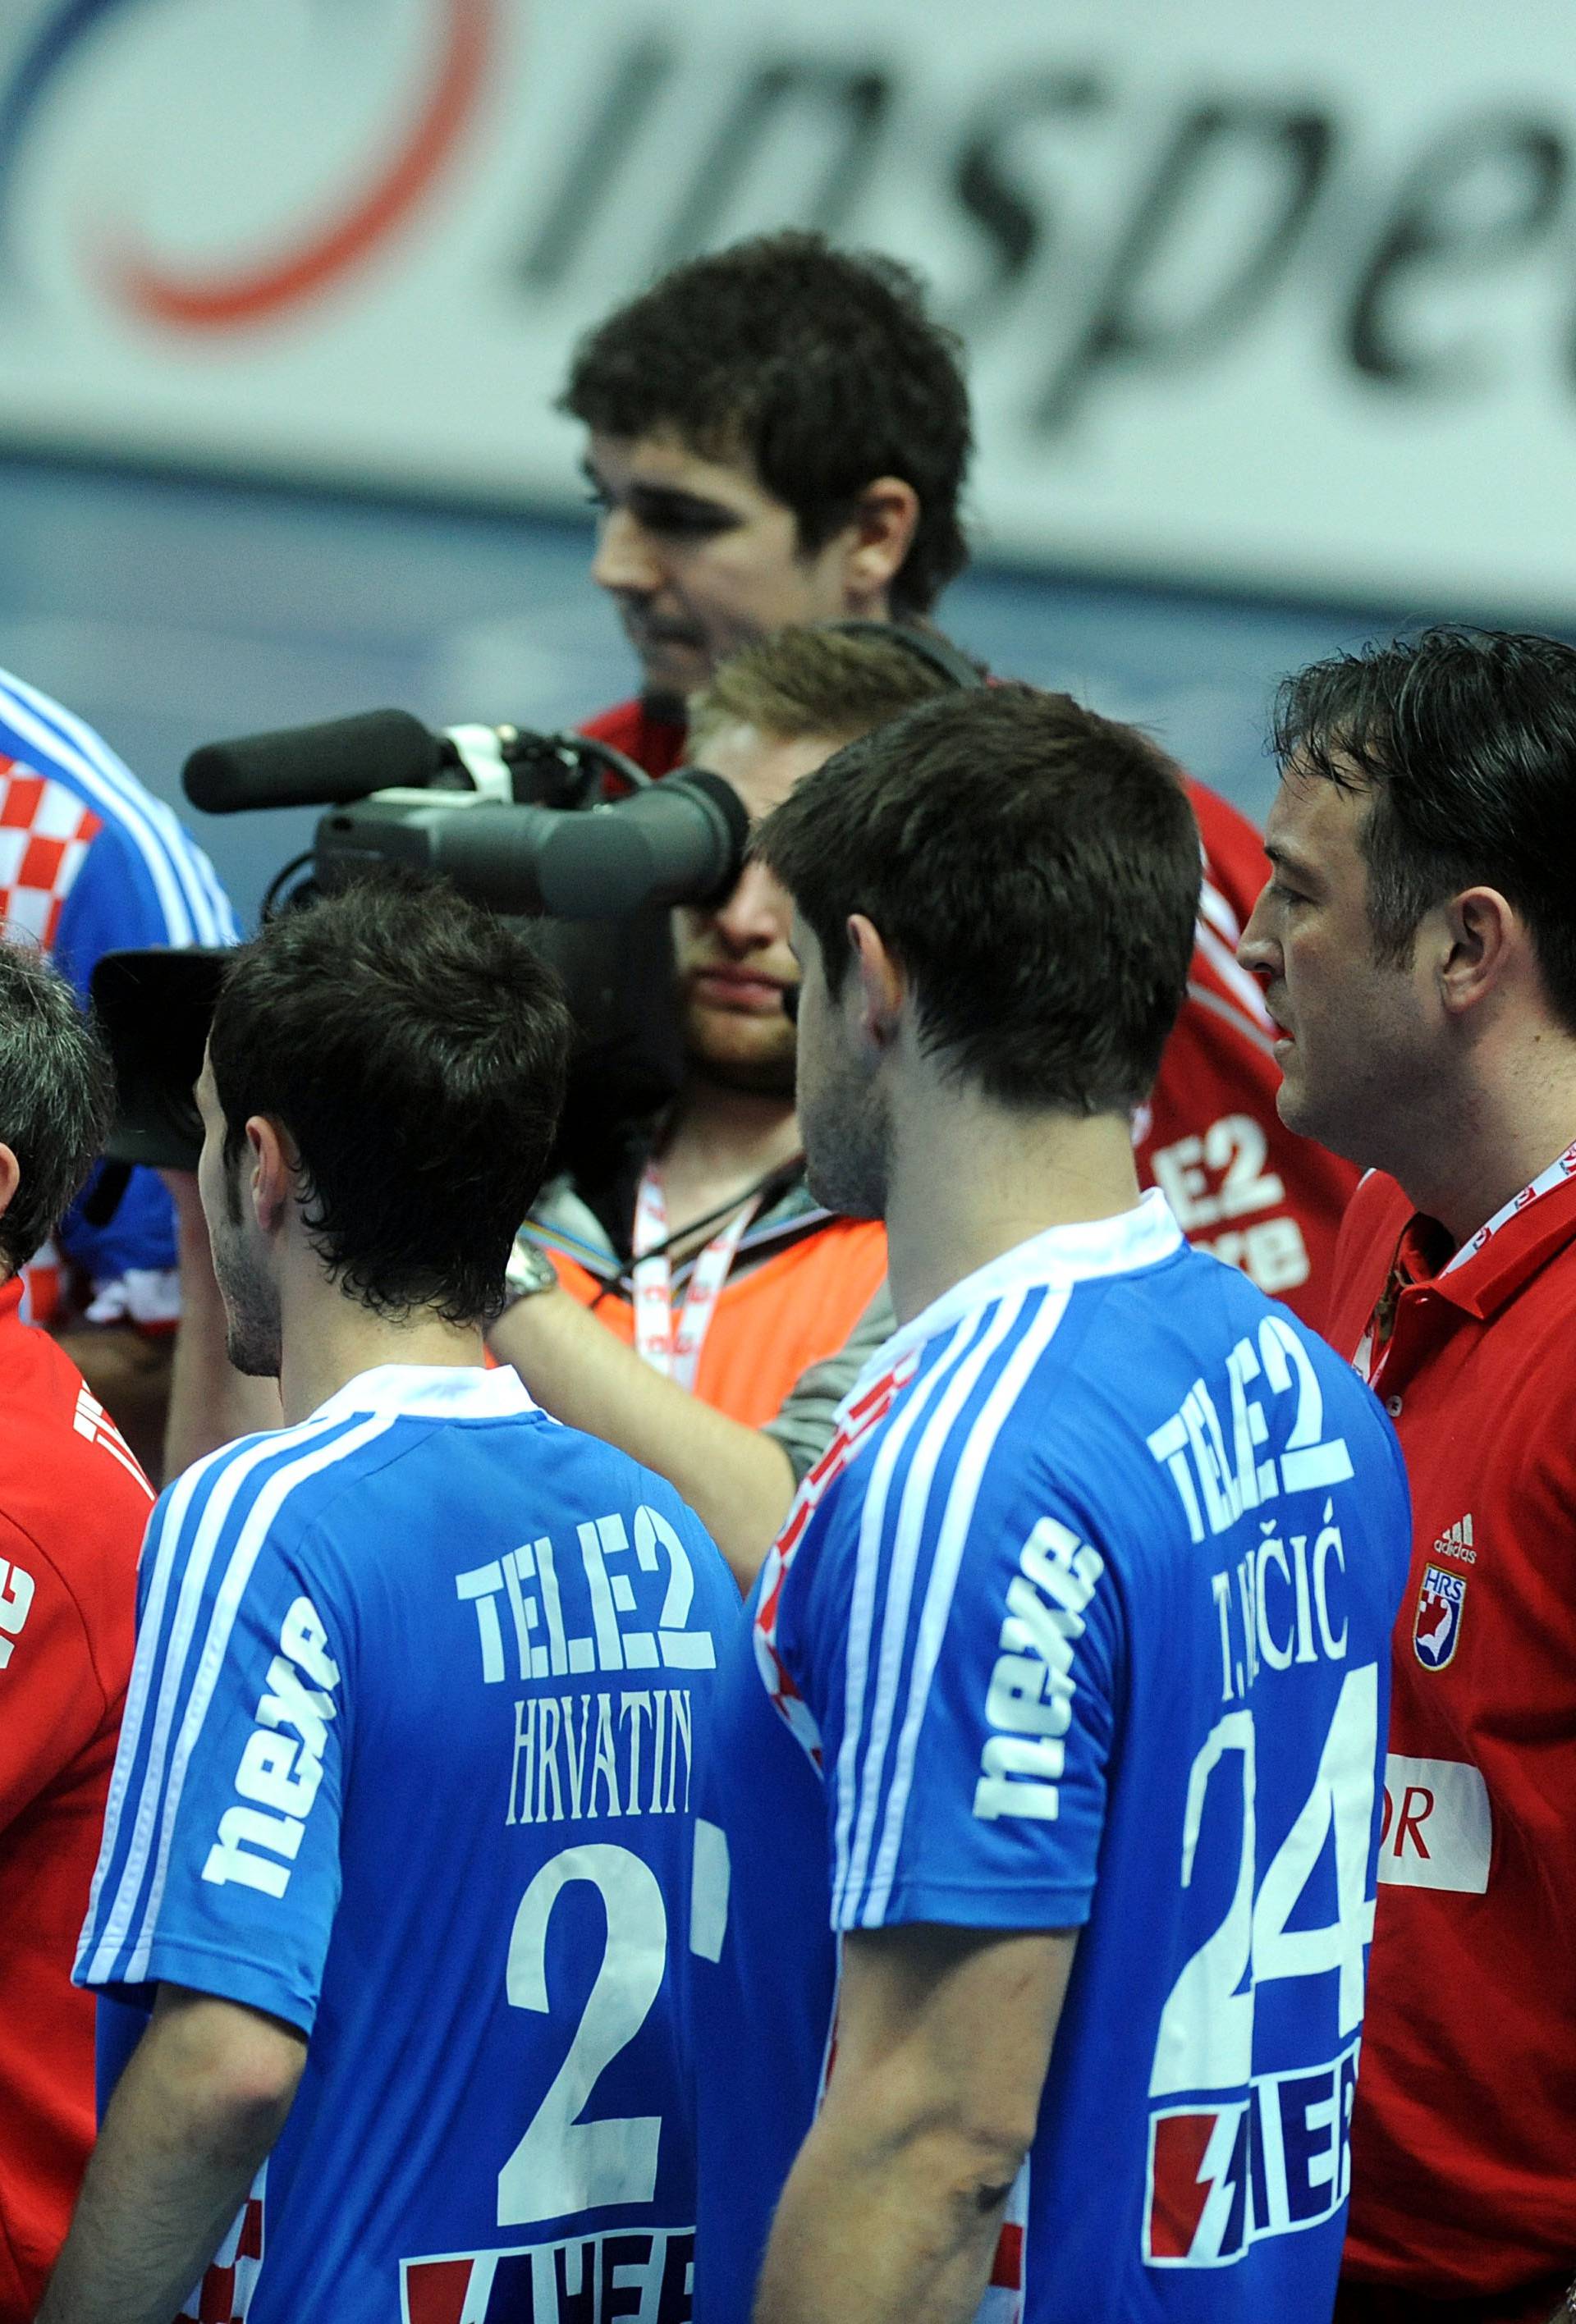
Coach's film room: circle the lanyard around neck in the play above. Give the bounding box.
[1356,1135,1576,1383]
[1441,1135,1576,1275]
[630,1162,762,1393]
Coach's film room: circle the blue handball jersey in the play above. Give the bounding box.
[0,667,238,1317]
[688,1192,1412,2324]
[77,1364,738,2324]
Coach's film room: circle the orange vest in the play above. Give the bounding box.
[551,1219,889,1428]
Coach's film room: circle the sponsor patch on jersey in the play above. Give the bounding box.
[1413,1564,1465,1669]
[1144,2043,1359,2267]
[402,2227,693,2324]
[1377,1754,1492,1893]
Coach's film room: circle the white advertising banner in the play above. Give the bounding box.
[2,0,1576,614]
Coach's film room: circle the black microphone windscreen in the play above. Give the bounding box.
[183,709,442,816]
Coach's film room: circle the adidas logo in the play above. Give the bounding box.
[1432,1513,1477,1567]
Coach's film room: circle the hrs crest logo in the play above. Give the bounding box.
[1413,1564,1466,1670]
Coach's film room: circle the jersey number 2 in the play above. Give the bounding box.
[500,1844,667,2223]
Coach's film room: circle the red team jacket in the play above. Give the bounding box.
[0,1281,152,2321]
[1325,1165,1576,2306]
[581,698,1359,1323]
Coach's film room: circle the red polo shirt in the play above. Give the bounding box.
[0,1278,151,2321]
[1324,1166,1576,2298]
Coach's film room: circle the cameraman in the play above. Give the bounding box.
[560,233,1359,1320]
[492,625,956,1590]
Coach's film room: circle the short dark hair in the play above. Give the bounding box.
[561,231,972,619]
[208,880,572,1326]
[757,687,1199,1114]
[0,940,112,1275]
[1273,627,1576,1030]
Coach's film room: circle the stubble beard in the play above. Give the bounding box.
[213,1233,283,1379]
[802,1080,889,1223]
[683,1005,799,1102]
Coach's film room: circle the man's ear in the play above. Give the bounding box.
[839,478,920,611]
[244,1116,296,1233]
[845,913,906,1054]
[1436,886,1519,1020]
[0,1144,20,1232]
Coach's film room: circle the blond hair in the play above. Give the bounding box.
[688,626,963,757]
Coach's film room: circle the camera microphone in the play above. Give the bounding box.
[183,710,447,815]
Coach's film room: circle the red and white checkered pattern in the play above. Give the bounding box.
[0,757,104,1329]
[176,2192,265,2323]
[0,756,102,949]
[753,1351,917,1770]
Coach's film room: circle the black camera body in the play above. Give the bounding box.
[94,711,749,1174]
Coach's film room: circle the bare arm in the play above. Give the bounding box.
[39,1985,305,2324]
[753,1922,1077,2324]
[161,1172,282,1477]
[488,1285,794,1593]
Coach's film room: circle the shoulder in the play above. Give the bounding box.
[0,1316,151,1562]
[625,1461,737,1606]
[800,1286,1080,1569]
[1046,1246,1400,1502]
[577,698,646,744]
[577,698,688,779]
[1184,774,1264,864]
[791,1255,1253,1567]
[525,1408,730,1558]
[1184,777,1269,920]
[151,1409,410,1588]
[767,1296,1134,1732]
[0,666,237,949]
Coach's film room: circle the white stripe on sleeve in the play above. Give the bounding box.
[829,1316,981,1925]
[122,1411,396,1983]
[835,1292,1030,1924]
[862,1288,1071,1924]
[79,1452,219,1962]
[83,1417,367,1985]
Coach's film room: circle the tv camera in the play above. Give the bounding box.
[89,708,749,1189]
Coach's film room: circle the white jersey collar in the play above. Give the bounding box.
[309,1363,540,1427]
[880,1187,1184,1371]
